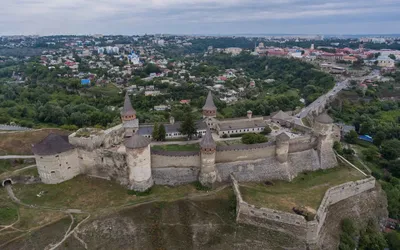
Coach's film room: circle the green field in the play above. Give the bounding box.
[240,165,366,214]
[151,143,200,151]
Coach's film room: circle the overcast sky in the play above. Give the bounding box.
[1,0,400,35]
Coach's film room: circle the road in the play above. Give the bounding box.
[296,79,349,119]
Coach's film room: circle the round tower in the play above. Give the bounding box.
[313,113,333,135]
[124,134,153,192]
[199,128,217,188]
[202,91,217,119]
[121,92,139,136]
[275,132,290,164]
[32,133,81,184]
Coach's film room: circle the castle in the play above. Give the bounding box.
[31,91,338,191]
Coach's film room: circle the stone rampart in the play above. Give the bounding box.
[230,174,376,246]
[152,167,199,186]
[215,143,275,163]
[313,177,376,242]
[151,150,201,168]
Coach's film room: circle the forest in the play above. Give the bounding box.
[330,99,400,221]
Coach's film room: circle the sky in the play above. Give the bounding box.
[1,0,400,35]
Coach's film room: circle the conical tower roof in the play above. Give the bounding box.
[200,127,216,148]
[124,134,151,149]
[121,92,136,116]
[32,133,75,156]
[202,91,217,111]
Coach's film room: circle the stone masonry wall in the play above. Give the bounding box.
[288,136,317,153]
[230,174,376,246]
[152,167,199,186]
[215,144,276,163]
[151,152,201,168]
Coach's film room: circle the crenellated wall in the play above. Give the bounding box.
[231,174,376,247]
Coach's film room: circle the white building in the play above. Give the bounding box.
[377,56,395,68]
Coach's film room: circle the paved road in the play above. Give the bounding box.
[297,79,349,119]
[296,70,381,120]
[0,155,35,159]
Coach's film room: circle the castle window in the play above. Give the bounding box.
[51,171,55,174]
[275,216,280,219]
[40,157,43,159]
[55,155,59,158]
[68,167,71,169]
[59,164,61,166]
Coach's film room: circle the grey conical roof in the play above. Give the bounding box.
[32,133,75,156]
[200,127,216,148]
[121,92,136,116]
[124,134,151,149]
[272,110,291,120]
[276,132,290,142]
[202,91,217,111]
[315,113,333,124]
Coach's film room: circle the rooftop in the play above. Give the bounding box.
[202,91,217,111]
[121,92,136,116]
[218,119,267,131]
[124,134,151,149]
[32,133,75,156]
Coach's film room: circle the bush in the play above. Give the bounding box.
[260,126,272,135]
[333,141,343,155]
[344,130,358,144]
[221,134,228,138]
[60,124,79,131]
[192,181,211,191]
[229,133,245,138]
[241,133,268,144]
[127,188,152,196]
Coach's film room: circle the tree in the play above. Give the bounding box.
[179,113,197,139]
[242,133,268,144]
[373,131,385,147]
[386,232,400,250]
[261,126,272,135]
[344,130,358,144]
[152,122,159,140]
[389,54,396,60]
[381,139,400,160]
[358,219,388,250]
[158,124,166,141]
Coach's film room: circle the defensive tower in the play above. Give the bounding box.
[199,127,217,187]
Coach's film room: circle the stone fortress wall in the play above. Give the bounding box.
[31,88,339,192]
[231,174,376,247]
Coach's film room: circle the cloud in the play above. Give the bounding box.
[1,0,400,35]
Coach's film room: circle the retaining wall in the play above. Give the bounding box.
[230,174,376,246]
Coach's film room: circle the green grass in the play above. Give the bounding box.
[301,117,311,127]
[0,205,18,225]
[12,175,208,213]
[240,165,366,214]
[151,143,200,151]
[216,140,242,146]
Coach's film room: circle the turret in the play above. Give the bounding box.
[124,134,153,191]
[275,132,290,163]
[32,134,81,184]
[202,91,217,118]
[121,92,139,136]
[199,127,217,188]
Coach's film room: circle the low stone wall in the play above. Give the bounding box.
[216,143,275,163]
[151,151,200,168]
[230,174,376,246]
[313,177,376,242]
